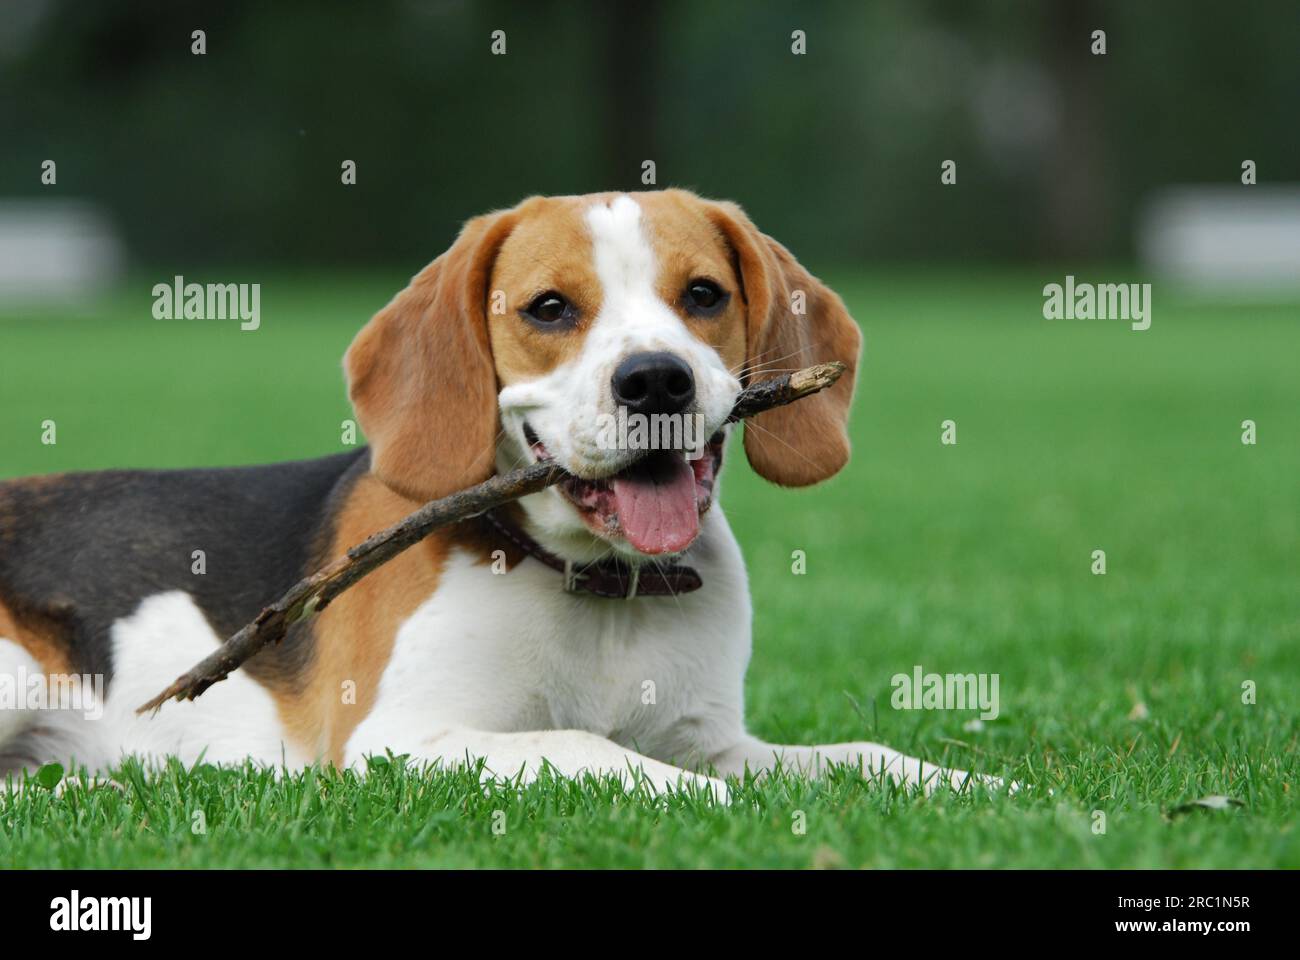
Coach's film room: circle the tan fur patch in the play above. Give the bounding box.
[0,476,77,677]
[487,195,602,386]
[0,597,74,676]
[275,476,516,766]
[270,475,441,763]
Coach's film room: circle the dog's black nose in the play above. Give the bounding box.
[611,351,695,416]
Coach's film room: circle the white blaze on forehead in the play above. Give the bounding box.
[574,194,739,431]
[585,195,658,309]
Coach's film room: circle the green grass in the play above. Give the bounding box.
[1,268,1297,868]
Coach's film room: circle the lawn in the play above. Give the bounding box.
[1,268,1296,868]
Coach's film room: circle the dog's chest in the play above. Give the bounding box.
[348,539,751,763]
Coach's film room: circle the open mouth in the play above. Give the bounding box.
[523,423,724,555]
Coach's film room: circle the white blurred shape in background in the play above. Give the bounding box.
[0,200,125,302]
[1138,187,1300,297]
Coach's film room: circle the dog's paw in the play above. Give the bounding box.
[611,761,732,804]
[874,760,1017,797]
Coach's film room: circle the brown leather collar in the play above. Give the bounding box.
[483,509,703,599]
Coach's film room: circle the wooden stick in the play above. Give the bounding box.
[137,361,846,713]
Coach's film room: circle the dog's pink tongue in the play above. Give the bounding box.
[612,453,700,555]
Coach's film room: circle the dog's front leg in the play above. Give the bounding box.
[707,735,1000,794]
[351,728,730,800]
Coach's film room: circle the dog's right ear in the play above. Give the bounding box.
[344,210,518,502]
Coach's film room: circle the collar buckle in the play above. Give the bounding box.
[562,560,588,594]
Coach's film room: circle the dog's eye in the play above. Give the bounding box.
[522,291,575,328]
[684,279,727,315]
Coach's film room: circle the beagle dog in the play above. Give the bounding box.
[0,190,989,796]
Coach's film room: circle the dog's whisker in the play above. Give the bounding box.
[730,343,813,376]
[740,418,827,476]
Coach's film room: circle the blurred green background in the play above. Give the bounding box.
[1,1,1297,867]
[1,0,1298,268]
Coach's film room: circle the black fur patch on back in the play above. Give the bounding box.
[0,449,371,692]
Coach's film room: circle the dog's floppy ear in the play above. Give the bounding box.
[706,200,862,486]
[345,209,517,502]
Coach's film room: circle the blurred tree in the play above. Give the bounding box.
[601,0,660,187]
[0,0,1295,268]
[1042,0,1109,258]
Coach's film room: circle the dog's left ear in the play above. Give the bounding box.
[706,200,862,486]
[344,209,518,502]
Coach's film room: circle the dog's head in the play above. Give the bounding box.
[345,190,861,561]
